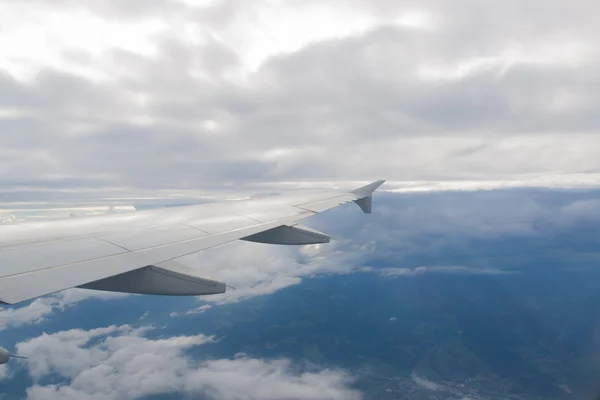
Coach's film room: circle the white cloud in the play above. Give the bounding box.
[170,304,213,317]
[382,175,600,193]
[17,325,361,400]
[18,325,147,380]
[0,0,425,83]
[0,2,167,82]
[178,356,361,400]
[177,239,373,306]
[411,374,440,391]
[0,364,8,381]
[0,297,56,328]
[0,289,129,328]
[380,266,515,277]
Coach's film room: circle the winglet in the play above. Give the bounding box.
[350,180,386,198]
[349,180,385,214]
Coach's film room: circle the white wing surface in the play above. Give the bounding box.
[0,180,385,305]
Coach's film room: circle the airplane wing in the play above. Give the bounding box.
[0,180,385,305]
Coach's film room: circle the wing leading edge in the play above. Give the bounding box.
[0,180,385,304]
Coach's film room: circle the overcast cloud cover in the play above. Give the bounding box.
[1,0,600,200]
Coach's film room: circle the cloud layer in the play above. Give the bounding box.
[0,289,128,329]
[16,325,361,400]
[180,238,373,305]
[0,0,599,197]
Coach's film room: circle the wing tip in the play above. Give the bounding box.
[350,180,385,213]
[350,180,386,197]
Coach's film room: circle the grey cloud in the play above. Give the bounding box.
[1,0,600,193]
[253,28,599,138]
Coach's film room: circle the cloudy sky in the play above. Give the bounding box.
[1,0,599,200]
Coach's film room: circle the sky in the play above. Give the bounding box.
[1,0,600,399]
[0,0,599,200]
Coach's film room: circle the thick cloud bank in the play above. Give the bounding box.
[15,325,361,400]
[0,0,599,198]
